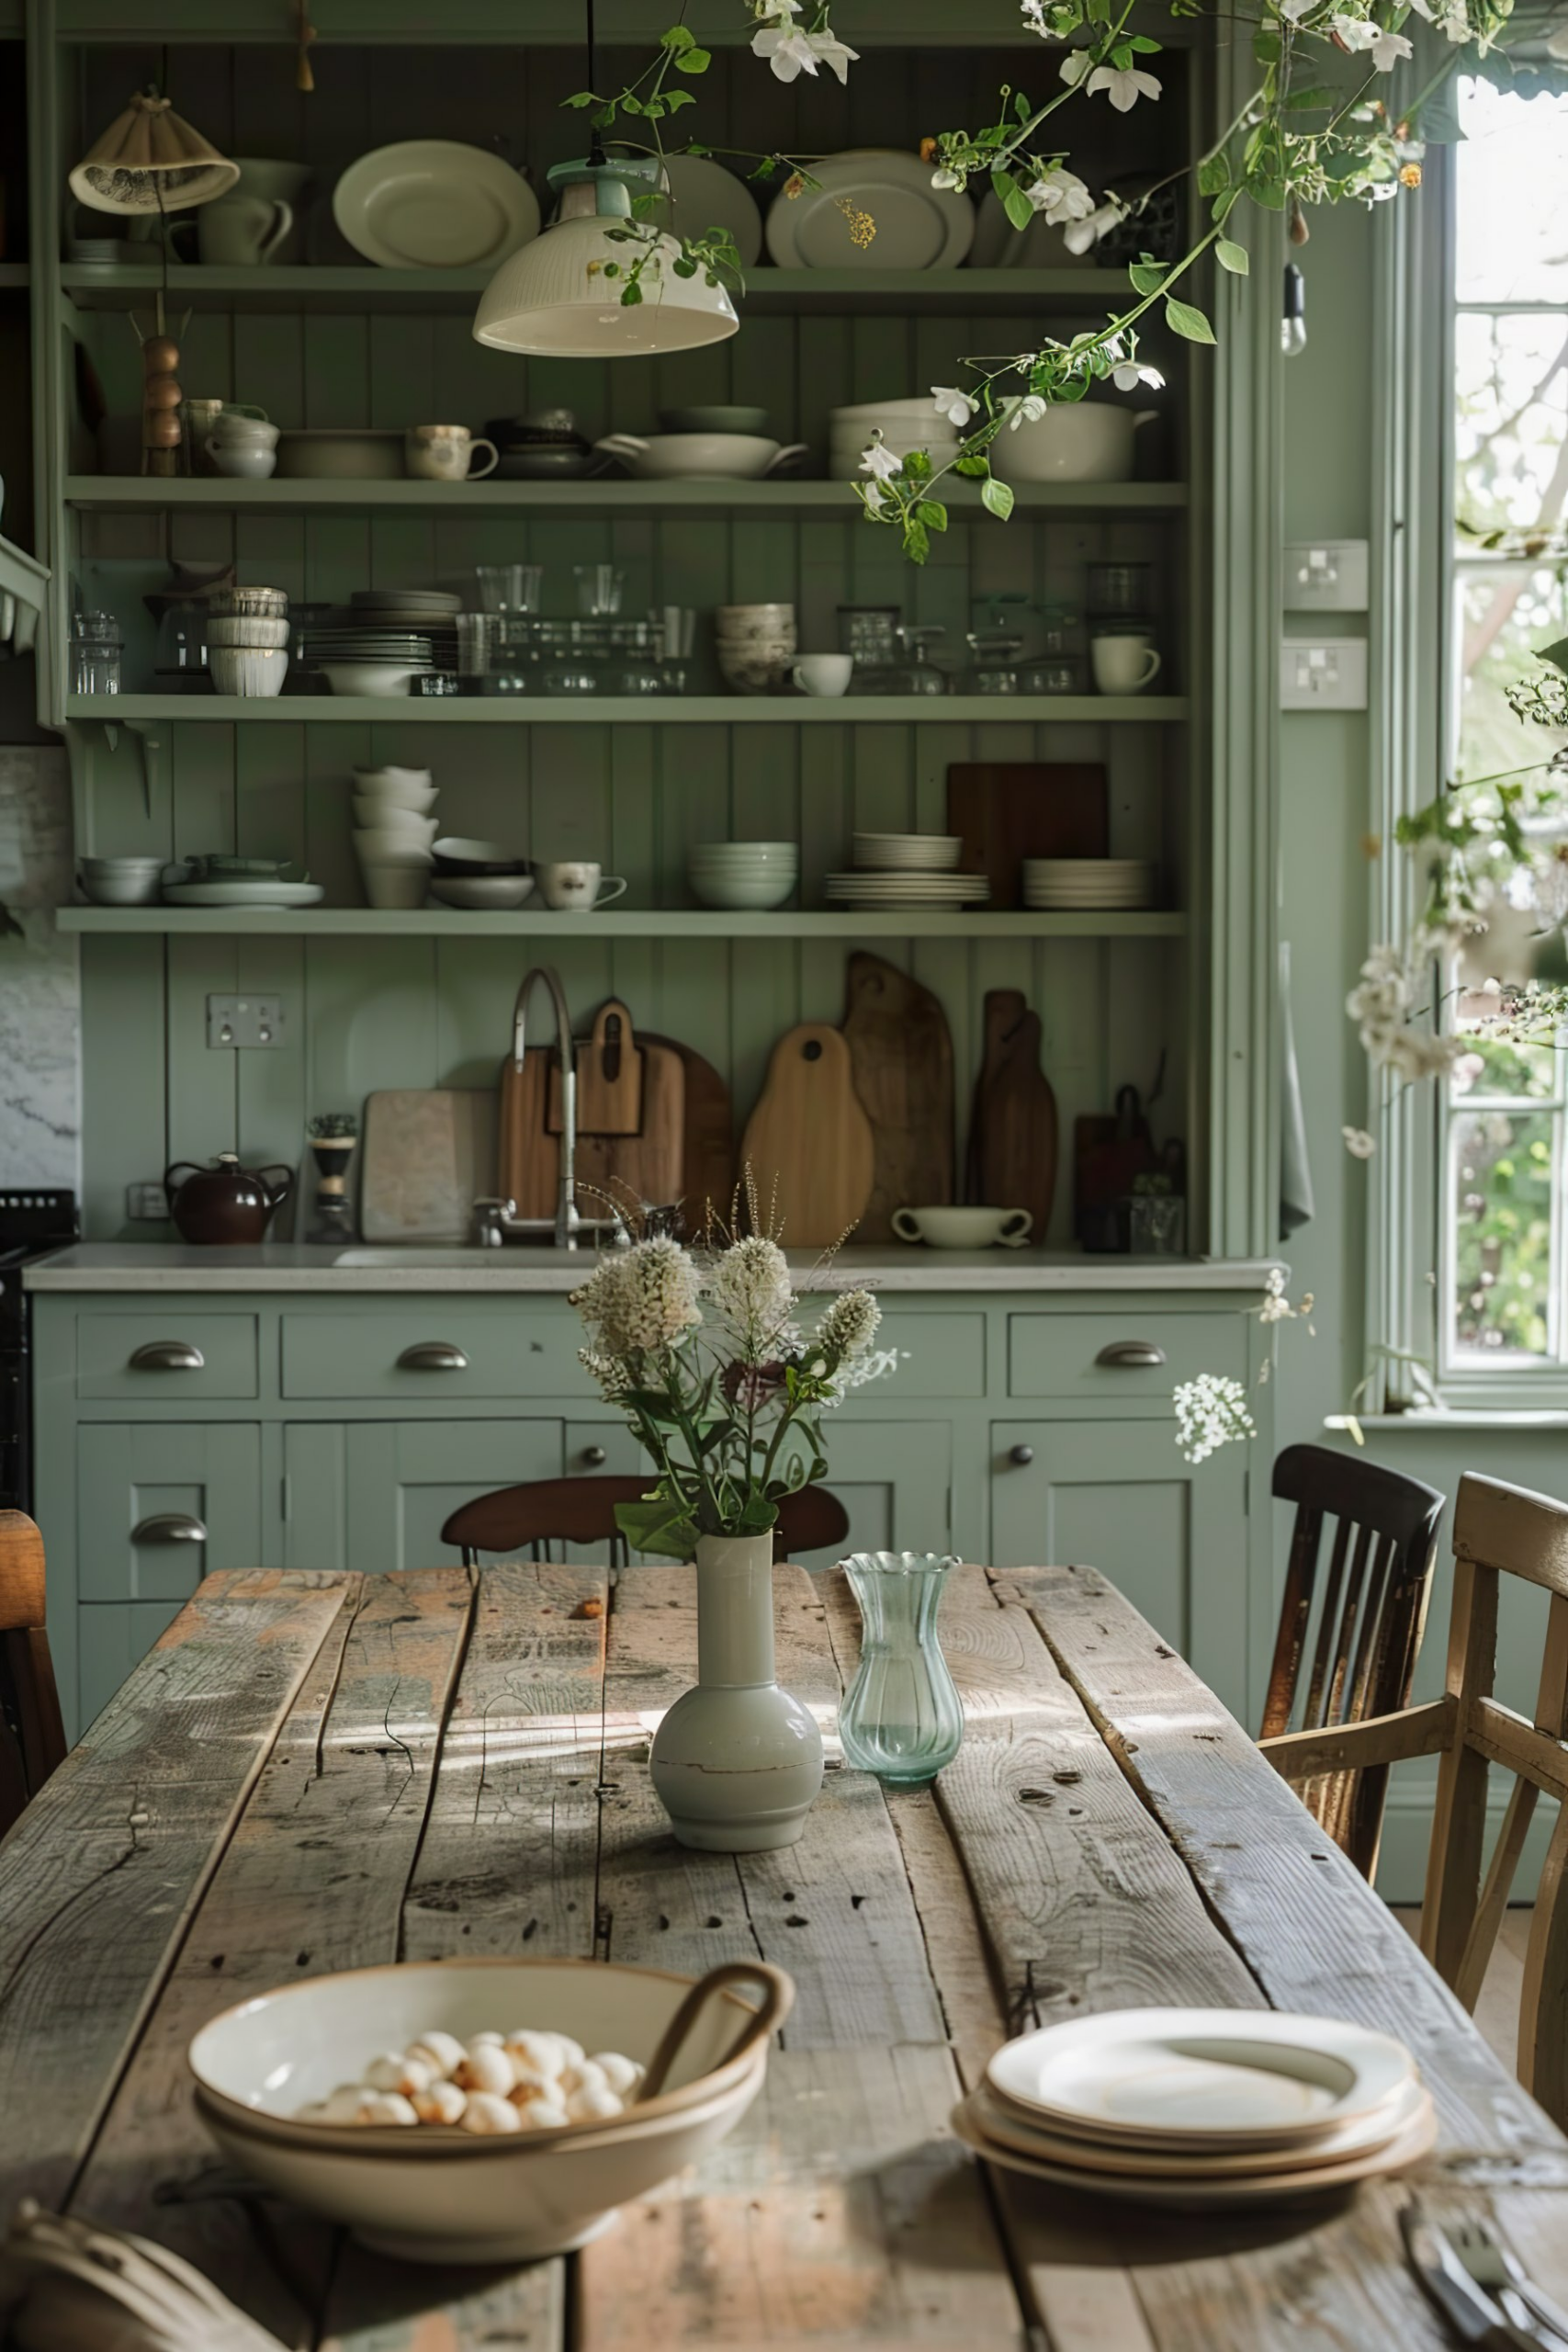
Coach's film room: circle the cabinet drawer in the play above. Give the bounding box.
[77,1312,259,1400]
[868,1313,986,1399]
[280,1307,582,1400]
[1008,1311,1244,1403]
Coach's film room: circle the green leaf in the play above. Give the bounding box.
[1165,297,1215,344]
[981,476,1015,521]
[675,43,711,72]
[1253,26,1280,61]
[603,261,620,277]
[1128,260,1168,297]
[1197,152,1230,195]
[903,516,931,564]
[621,278,644,306]
[614,1498,699,1560]
[664,87,695,109]
[1015,89,1032,119]
[1127,33,1162,50]
[672,255,697,277]
[953,451,990,478]
[563,89,598,108]
[1540,635,1568,675]
[916,499,949,532]
[660,22,694,48]
[1002,180,1034,232]
[1215,238,1249,276]
[903,447,934,481]
[621,92,643,113]
[1248,177,1286,211]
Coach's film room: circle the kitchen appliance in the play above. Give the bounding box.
[0,1190,80,1515]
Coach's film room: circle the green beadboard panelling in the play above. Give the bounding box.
[79,935,167,1231]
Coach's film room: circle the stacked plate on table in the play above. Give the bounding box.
[953,2007,1434,2209]
[1023,858,1159,910]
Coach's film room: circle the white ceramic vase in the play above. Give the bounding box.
[649,1531,824,1851]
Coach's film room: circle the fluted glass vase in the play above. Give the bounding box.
[839,1552,964,1786]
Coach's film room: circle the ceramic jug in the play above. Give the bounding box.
[164,1151,293,1244]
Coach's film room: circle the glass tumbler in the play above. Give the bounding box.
[838,1551,964,1786]
[574,563,624,617]
[475,563,544,616]
[71,611,122,695]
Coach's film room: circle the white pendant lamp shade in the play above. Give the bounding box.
[474,161,738,357]
[70,91,239,215]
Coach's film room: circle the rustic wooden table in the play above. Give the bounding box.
[3,1558,1567,2352]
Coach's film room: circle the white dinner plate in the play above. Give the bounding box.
[333,141,541,270]
[766,150,975,272]
[964,2076,1429,2177]
[647,152,763,268]
[164,882,325,909]
[986,2008,1417,2150]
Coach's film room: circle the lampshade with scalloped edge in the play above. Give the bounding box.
[69,92,240,215]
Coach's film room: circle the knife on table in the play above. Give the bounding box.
[1401,2205,1564,2350]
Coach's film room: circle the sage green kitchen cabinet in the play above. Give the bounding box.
[340,1419,570,1572]
[990,1419,1251,1717]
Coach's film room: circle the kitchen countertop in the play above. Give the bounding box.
[25,1243,1282,1295]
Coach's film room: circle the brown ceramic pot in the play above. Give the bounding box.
[164,1151,293,1244]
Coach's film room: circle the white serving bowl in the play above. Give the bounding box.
[354,828,435,864]
[209,646,288,698]
[351,798,439,837]
[207,616,290,650]
[358,863,431,910]
[321,663,418,698]
[1001,401,1155,483]
[689,871,796,910]
[892,1204,1033,1249]
[81,854,164,871]
[79,869,164,906]
[430,875,536,910]
[188,1956,779,2263]
[354,764,434,787]
[690,841,798,864]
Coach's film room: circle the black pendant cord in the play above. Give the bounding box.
[585,0,605,165]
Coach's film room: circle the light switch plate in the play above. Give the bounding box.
[1280,637,1369,710]
[207,994,285,1049]
[1283,539,1370,612]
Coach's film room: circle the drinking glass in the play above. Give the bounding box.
[71,611,122,695]
[838,1552,964,1786]
[1086,560,1154,617]
[837,605,900,668]
[474,563,543,616]
[1020,657,1079,695]
[574,563,624,617]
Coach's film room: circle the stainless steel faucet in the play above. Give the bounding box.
[518,965,585,1250]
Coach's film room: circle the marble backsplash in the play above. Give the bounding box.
[0,743,79,1188]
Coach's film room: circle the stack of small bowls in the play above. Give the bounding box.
[688,841,799,910]
[715,603,795,697]
[353,764,438,910]
[209,585,290,699]
[78,854,164,907]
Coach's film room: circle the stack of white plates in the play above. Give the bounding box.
[354,763,438,910]
[825,871,987,911]
[829,396,956,483]
[852,831,962,873]
[953,2007,1434,2209]
[1023,858,1159,910]
[349,587,462,658]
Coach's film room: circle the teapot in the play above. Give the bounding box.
[164,1151,293,1245]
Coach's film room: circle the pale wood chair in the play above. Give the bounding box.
[441,1478,851,1568]
[1258,1444,1444,1883]
[0,1510,68,1837]
[1263,1471,1568,2127]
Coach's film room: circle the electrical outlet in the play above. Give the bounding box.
[126,1182,169,1221]
[207,994,285,1049]
[1280,638,1369,710]
[1283,539,1370,613]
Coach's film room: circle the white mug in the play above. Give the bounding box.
[536,861,628,912]
[197,196,294,266]
[405,425,499,483]
[792,654,853,697]
[1090,633,1162,695]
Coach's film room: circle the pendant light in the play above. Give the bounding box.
[472,0,738,357]
[69,88,238,215]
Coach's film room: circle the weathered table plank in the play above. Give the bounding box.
[0,1568,355,2215]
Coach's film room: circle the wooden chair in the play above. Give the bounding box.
[1264,1471,1568,2127]
[441,1477,851,1568]
[1258,1443,1444,1883]
[0,1511,68,1837]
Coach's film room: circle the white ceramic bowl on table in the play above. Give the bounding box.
[188,1956,784,2264]
[78,864,164,906]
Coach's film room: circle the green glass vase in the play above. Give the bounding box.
[839,1551,964,1786]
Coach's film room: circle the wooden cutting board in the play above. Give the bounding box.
[966,989,1057,1242]
[642,1034,734,1231]
[547,999,642,1136]
[841,952,954,1241]
[360,1089,498,1243]
[946,763,1109,910]
[499,1012,685,1224]
[739,1023,874,1249]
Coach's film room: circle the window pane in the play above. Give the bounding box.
[1454,314,1568,545]
[1450,1028,1561,1102]
[1453,566,1568,784]
[1450,1108,1556,1359]
[1455,78,1568,305]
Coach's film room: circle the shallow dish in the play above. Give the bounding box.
[595,433,807,482]
[965,2076,1430,2178]
[333,140,541,270]
[163,882,324,909]
[768,153,975,271]
[429,875,537,910]
[79,871,163,906]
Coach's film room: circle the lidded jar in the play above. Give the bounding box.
[838,1551,964,1786]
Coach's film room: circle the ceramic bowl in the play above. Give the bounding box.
[594,433,806,482]
[359,863,431,910]
[354,828,435,865]
[320,663,417,698]
[208,443,278,481]
[431,837,529,876]
[211,585,289,618]
[187,1956,778,2263]
[429,875,537,910]
[81,854,164,871]
[716,603,795,627]
[209,646,288,698]
[1001,401,1154,484]
[891,1204,1034,1249]
[351,802,438,840]
[78,870,164,906]
[688,871,796,910]
[207,616,290,650]
[689,842,798,866]
[353,765,435,806]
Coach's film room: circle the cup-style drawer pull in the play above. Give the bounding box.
[397,1341,469,1373]
[131,1513,208,1544]
[1095,1340,1168,1369]
[129,1340,205,1372]
[1009,1444,1035,1467]
[581,1444,608,1467]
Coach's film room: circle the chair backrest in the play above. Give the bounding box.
[1260,1443,1445,1880]
[439,1477,851,1567]
[0,1511,67,1836]
[1423,1472,1568,2124]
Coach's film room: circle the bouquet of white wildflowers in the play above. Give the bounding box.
[570,1221,886,1559]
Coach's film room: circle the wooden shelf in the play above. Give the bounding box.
[65,693,1189,725]
[60,263,1133,318]
[64,474,1185,519]
[59,907,1188,939]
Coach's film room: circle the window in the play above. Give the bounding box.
[1439,74,1568,1379]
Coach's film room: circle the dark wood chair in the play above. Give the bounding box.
[441,1477,851,1568]
[0,1511,68,1837]
[1257,1442,1444,1884]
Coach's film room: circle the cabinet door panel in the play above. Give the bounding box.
[76,1424,263,1602]
[284,1425,350,1573]
[991,1420,1248,1714]
[344,1420,566,1573]
[774,1421,953,1568]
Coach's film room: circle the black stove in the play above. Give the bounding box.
[0,1189,80,1513]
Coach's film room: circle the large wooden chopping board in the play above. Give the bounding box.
[642,1034,733,1231]
[841,953,954,1242]
[739,1023,874,1249]
[966,989,1057,1241]
[946,763,1109,910]
[360,1090,498,1243]
[499,1009,684,1223]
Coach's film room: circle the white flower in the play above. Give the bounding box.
[931,166,963,189]
[1058,49,1092,85]
[1063,197,1127,254]
[1279,0,1320,18]
[860,440,902,483]
[1331,15,1413,66]
[862,480,887,514]
[1112,359,1164,392]
[571,1238,702,1356]
[814,1287,882,1360]
[706,1236,795,1359]
[1343,1127,1377,1159]
[1027,165,1094,222]
[931,384,976,427]
[578,1345,632,1400]
[1173,1373,1256,1465]
[1009,393,1048,428]
[1021,0,1048,29]
[752,22,859,80]
[1084,62,1162,110]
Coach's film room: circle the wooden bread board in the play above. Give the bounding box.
[499,1012,685,1222]
[966,989,1057,1242]
[739,1023,874,1248]
[841,953,954,1240]
[360,1089,499,1243]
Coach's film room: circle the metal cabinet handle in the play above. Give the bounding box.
[131,1513,208,1544]
[1009,1444,1035,1467]
[1096,1340,1168,1369]
[581,1444,608,1467]
[396,1341,469,1373]
[129,1340,205,1372]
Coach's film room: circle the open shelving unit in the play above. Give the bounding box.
[63,475,1188,518]
[68,693,1189,725]
[58,906,1190,938]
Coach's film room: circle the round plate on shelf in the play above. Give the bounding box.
[163,882,326,909]
[765,149,975,271]
[333,141,541,270]
[645,152,764,269]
